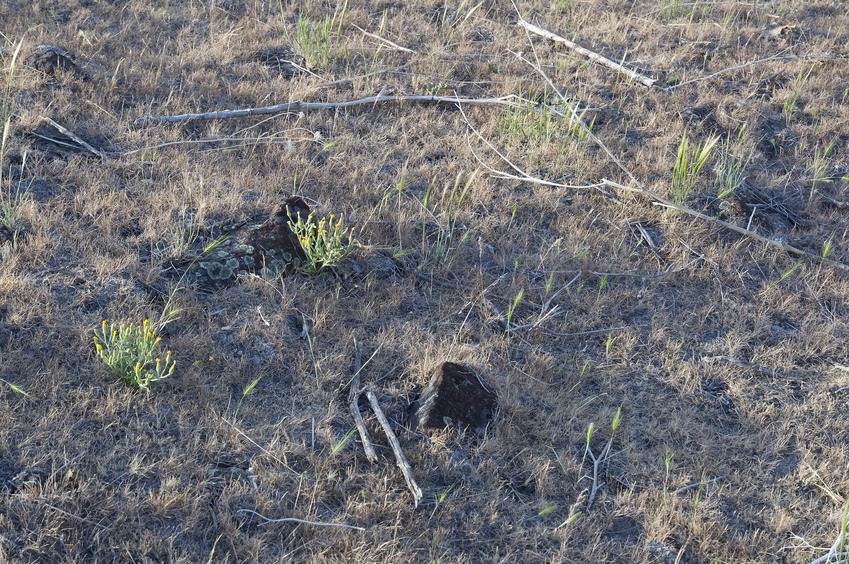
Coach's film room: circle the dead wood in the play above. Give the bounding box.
[517,18,657,88]
[349,340,378,464]
[363,387,423,507]
[135,94,521,126]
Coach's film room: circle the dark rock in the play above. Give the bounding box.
[24,45,83,78]
[410,362,497,434]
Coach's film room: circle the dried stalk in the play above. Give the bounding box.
[349,339,378,463]
[237,509,365,531]
[364,388,423,507]
[517,18,657,88]
[135,94,521,126]
[352,24,416,53]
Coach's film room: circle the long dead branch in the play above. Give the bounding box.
[517,18,657,88]
[135,94,521,126]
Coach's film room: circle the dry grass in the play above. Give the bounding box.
[2,0,849,562]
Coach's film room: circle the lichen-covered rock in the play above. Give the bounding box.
[410,362,498,435]
[186,197,310,289]
[25,45,82,78]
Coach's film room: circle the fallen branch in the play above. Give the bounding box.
[601,178,849,273]
[666,52,849,92]
[40,117,105,158]
[236,509,365,531]
[135,94,521,126]
[517,18,657,88]
[349,339,378,463]
[363,387,423,507]
[586,433,614,511]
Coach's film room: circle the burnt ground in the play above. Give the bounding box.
[1,1,849,562]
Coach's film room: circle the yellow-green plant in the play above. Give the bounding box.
[93,319,176,392]
[670,133,719,206]
[288,212,354,275]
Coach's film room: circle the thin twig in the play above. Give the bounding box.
[135,94,522,126]
[663,52,849,92]
[352,24,416,53]
[41,501,109,529]
[364,387,423,507]
[42,117,104,157]
[540,325,633,338]
[810,552,849,564]
[810,524,849,564]
[222,418,300,475]
[671,475,726,496]
[701,355,790,380]
[349,340,378,463]
[517,18,657,87]
[586,439,612,510]
[542,272,581,312]
[816,189,849,209]
[236,509,365,531]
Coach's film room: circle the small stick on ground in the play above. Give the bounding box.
[586,439,612,511]
[349,339,378,463]
[701,355,791,380]
[352,24,416,54]
[236,509,366,531]
[671,475,726,496]
[364,387,423,507]
[517,18,657,88]
[41,117,104,158]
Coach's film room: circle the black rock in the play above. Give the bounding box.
[410,362,497,435]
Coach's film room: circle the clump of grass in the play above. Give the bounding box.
[288,212,354,275]
[714,130,753,199]
[294,1,348,69]
[93,318,176,392]
[497,89,561,143]
[418,170,474,270]
[670,133,719,206]
[810,138,836,188]
[1,39,31,240]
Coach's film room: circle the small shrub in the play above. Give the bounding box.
[288,212,354,275]
[93,319,176,392]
